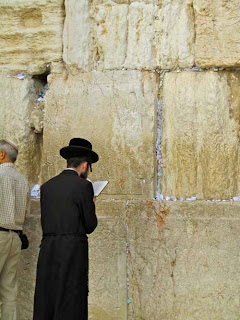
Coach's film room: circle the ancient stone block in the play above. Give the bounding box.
[0,0,64,75]
[161,71,240,200]
[0,76,44,183]
[194,0,240,67]
[42,70,158,199]
[94,4,129,70]
[127,201,240,320]
[63,0,95,72]
[94,1,195,70]
[124,3,158,70]
[155,0,195,69]
[89,201,127,320]
[64,1,195,71]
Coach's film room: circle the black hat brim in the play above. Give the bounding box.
[60,146,99,163]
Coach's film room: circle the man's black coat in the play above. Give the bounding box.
[33,170,98,320]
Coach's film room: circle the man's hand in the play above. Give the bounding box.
[93,197,97,204]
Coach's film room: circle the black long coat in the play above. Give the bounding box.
[33,170,98,320]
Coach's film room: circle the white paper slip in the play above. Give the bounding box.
[31,184,40,199]
[93,181,108,197]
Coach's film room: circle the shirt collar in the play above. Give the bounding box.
[0,163,14,168]
[61,169,78,176]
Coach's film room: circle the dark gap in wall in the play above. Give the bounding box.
[32,70,50,86]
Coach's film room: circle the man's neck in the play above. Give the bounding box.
[66,167,80,175]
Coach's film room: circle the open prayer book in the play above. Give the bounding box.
[87,179,108,197]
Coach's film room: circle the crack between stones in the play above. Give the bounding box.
[170,248,177,299]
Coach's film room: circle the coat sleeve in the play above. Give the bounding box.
[78,182,98,234]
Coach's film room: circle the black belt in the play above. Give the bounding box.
[42,232,87,241]
[0,227,21,234]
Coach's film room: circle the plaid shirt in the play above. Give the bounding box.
[0,163,30,230]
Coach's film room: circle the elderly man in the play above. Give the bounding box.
[0,139,30,320]
[33,138,98,320]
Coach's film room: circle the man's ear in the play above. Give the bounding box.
[82,161,88,170]
[0,150,5,160]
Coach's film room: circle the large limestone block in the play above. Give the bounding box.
[127,201,240,320]
[194,0,240,67]
[42,70,158,199]
[63,0,95,72]
[161,71,240,200]
[89,200,127,320]
[0,76,43,183]
[94,1,195,70]
[124,3,158,70]
[0,0,64,75]
[64,1,195,71]
[94,4,129,70]
[94,3,159,70]
[155,0,195,69]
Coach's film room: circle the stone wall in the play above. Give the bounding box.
[1,0,240,319]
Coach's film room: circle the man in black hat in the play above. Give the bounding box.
[33,138,99,320]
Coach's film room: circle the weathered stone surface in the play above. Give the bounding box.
[30,105,44,134]
[94,4,129,70]
[124,3,158,70]
[155,0,195,69]
[42,70,158,199]
[94,3,158,70]
[0,76,44,183]
[63,0,95,72]
[64,1,195,71]
[127,200,240,320]
[161,70,240,200]
[0,0,64,75]
[89,200,127,320]
[194,0,240,68]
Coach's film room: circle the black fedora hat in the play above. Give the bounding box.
[60,138,99,163]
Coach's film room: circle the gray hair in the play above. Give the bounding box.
[0,140,18,163]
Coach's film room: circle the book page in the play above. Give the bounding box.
[93,181,108,197]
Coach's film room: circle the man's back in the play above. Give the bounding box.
[0,163,30,230]
[40,169,97,236]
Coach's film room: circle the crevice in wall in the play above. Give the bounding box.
[155,99,163,201]
[30,70,50,185]
[32,69,50,86]
[156,66,240,74]
[155,72,164,201]
[191,0,197,66]
[170,249,177,298]
[30,70,49,132]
